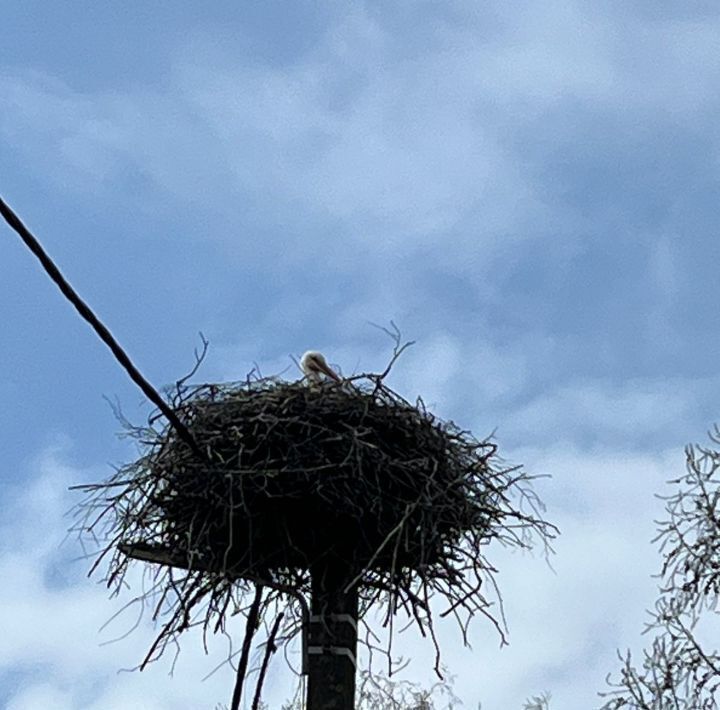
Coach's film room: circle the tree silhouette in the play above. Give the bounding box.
[601,428,720,709]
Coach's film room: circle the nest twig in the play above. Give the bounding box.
[72,345,556,701]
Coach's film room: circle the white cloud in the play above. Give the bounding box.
[6,684,75,710]
[433,446,675,709]
[0,447,260,709]
[0,72,127,187]
[3,2,719,310]
[506,376,717,449]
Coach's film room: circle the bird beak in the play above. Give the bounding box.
[317,360,341,382]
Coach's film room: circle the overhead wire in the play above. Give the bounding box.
[0,195,203,459]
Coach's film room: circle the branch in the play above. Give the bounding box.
[231,585,263,710]
[251,611,285,710]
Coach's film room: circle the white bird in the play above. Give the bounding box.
[300,350,341,384]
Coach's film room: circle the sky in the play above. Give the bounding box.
[1,1,720,708]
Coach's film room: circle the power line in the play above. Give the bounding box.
[0,195,203,459]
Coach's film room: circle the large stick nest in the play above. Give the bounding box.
[74,350,555,674]
[144,379,502,574]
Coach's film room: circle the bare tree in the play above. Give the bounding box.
[225,670,549,709]
[522,691,551,710]
[601,429,720,709]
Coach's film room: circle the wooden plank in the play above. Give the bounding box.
[118,542,224,575]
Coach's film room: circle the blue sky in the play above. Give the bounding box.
[2,2,720,708]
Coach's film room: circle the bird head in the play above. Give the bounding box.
[300,350,341,383]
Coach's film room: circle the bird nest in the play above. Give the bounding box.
[74,354,554,677]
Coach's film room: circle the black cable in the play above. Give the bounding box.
[0,195,203,459]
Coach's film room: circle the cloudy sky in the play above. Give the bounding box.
[2,2,720,708]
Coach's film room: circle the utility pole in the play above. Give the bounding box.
[306,563,359,709]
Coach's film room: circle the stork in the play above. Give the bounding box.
[300,350,341,384]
